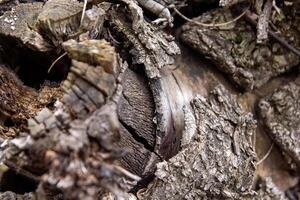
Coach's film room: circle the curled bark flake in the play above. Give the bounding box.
[108,2,180,79]
[107,4,180,162]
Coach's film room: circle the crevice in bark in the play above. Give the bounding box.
[119,118,154,152]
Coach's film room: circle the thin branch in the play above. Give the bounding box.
[48,52,67,73]
[113,165,141,181]
[256,143,274,165]
[170,5,248,27]
[244,11,300,57]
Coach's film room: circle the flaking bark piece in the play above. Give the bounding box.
[181,7,300,90]
[256,0,272,43]
[0,3,52,52]
[1,40,134,199]
[63,39,118,75]
[139,85,257,199]
[258,76,300,167]
[108,2,180,79]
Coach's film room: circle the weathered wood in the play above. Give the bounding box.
[259,76,300,168]
[118,69,156,149]
[1,40,134,199]
[139,85,257,199]
[181,6,300,90]
[0,0,299,198]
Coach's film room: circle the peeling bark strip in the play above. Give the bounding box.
[0,40,136,199]
[139,85,257,199]
[259,76,300,168]
[181,7,300,90]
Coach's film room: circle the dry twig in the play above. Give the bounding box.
[256,143,274,165]
[244,11,300,57]
[170,5,249,27]
[48,52,67,73]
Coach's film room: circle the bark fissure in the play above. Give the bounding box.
[119,119,154,152]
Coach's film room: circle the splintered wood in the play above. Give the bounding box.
[1,40,133,199]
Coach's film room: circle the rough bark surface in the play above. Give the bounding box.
[0,39,135,199]
[181,7,300,90]
[139,85,257,199]
[258,76,300,167]
[0,0,299,199]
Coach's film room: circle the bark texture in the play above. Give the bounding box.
[259,76,300,167]
[139,85,257,199]
[0,0,299,199]
[181,7,300,90]
[0,39,134,199]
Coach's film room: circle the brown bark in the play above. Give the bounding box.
[0,0,299,199]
